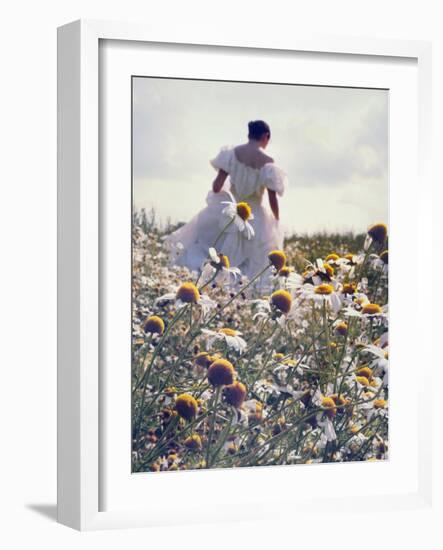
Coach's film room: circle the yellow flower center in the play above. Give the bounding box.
[207,359,235,386]
[236,202,252,221]
[314,283,334,295]
[325,253,340,262]
[362,303,382,315]
[175,393,198,421]
[143,315,165,335]
[218,253,230,268]
[335,321,348,336]
[321,396,337,418]
[374,399,387,409]
[271,289,292,314]
[357,366,373,380]
[368,223,388,243]
[356,376,370,386]
[323,263,334,277]
[274,352,285,360]
[268,250,287,271]
[219,327,238,337]
[176,282,200,304]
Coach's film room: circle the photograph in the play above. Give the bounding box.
[131,76,389,474]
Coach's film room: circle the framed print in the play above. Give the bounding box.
[57,19,433,530]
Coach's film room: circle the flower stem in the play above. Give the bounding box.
[213,218,235,248]
[206,386,221,467]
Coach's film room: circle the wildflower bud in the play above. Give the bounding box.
[367,223,388,244]
[335,322,348,336]
[184,434,203,451]
[321,396,337,419]
[207,359,235,386]
[236,202,252,221]
[175,394,198,421]
[176,282,200,304]
[194,352,213,369]
[143,315,165,335]
[224,381,247,408]
[268,250,287,271]
[271,289,292,314]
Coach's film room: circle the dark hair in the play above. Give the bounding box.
[248,120,271,141]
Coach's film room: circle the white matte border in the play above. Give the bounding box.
[56,19,433,531]
[100,40,421,514]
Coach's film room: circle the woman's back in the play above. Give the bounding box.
[233,143,274,170]
[211,144,286,203]
[165,120,287,283]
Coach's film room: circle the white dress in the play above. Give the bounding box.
[164,145,288,283]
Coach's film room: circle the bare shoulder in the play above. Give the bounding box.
[234,144,274,169]
[259,150,274,164]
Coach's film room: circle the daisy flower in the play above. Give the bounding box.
[156,281,216,316]
[201,327,247,353]
[221,197,255,239]
[200,247,241,285]
[364,334,389,384]
[312,391,338,442]
[303,283,342,314]
[364,223,388,250]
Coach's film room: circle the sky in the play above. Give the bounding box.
[133,77,388,235]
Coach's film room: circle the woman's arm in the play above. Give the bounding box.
[212,169,228,193]
[267,189,279,220]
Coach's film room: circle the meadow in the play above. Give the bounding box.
[132,208,389,473]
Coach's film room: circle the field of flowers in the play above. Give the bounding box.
[132,208,389,473]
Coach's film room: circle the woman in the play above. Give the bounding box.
[165,120,288,286]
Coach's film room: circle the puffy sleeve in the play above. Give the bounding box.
[210,146,233,173]
[261,163,288,196]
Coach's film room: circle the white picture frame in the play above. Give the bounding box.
[57,19,433,531]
